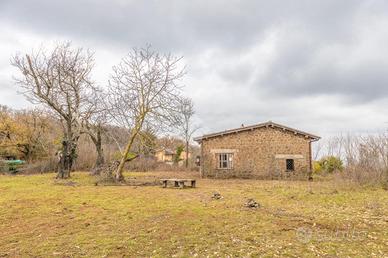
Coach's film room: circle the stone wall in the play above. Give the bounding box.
[200,126,312,179]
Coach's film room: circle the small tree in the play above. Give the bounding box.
[12,42,95,178]
[0,106,22,158]
[177,98,199,168]
[0,105,60,163]
[174,145,184,164]
[106,46,185,181]
[14,109,53,162]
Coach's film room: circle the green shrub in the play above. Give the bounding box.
[174,145,184,164]
[318,156,344,173]
[313,161,323,174]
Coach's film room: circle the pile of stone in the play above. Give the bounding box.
[211,192,223,200]
[245,198,260,208]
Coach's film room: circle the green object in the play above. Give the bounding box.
[4,160,25,166]
[318,156,344,173]
[2,159,25,173]
[174,145,184,163]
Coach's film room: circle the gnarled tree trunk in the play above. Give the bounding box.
[91,128,105,175]
[57,122,79,179]
[57,140,76,178]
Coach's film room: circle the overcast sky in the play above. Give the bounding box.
[1,0,388,139]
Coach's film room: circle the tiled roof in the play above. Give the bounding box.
[194,121,320,142]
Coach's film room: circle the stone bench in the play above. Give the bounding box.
[160,178,196,188]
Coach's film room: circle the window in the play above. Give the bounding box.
[286,159,295,171]
[218,153,233,169]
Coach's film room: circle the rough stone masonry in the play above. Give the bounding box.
[194,121,320,179]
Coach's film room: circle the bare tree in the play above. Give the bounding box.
[12,42,95,179]
[107,46,185,181]
[312,140,323,161]
[177,98,199,168]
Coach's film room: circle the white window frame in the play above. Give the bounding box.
[217,153,233,169]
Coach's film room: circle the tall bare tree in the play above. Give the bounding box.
[107,46,185,181]
[177,98,199,168]
[12,42,95,178]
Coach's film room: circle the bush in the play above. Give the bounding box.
[124,156,158,172]
[312,161,322,174]
[318,156,344,173]
[174,145,184,164]
[336,165,386,186]
[20,157,58,174]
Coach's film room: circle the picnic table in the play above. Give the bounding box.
[160,178,196,188]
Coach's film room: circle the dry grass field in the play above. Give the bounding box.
[0,171,387,257]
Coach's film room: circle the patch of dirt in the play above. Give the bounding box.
[53,181,78,187]
[96,179,161,187]
[125,180,161,187]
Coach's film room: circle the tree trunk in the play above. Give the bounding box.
[57,140,71,179]
[57,123,78,179]
[115,118,144,182]
[94,147,104,172]
[91,129,105,175]
[115,132,136,182]
[185,140,189,168]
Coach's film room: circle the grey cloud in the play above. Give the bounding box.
[0,0,370,51]
[256,31,388,102]
[1,0,388,136]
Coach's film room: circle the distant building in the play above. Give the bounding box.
[155,148,191,165]
[194,121,320,179]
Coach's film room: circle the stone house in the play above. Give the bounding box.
[194,121,320,179]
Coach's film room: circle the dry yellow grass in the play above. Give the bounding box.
[0,171,387,257]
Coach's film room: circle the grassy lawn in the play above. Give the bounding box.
[0,172,387,257]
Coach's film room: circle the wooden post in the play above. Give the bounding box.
[200,142,204,178]
[308,141,313,180]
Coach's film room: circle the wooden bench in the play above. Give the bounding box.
[160,178,196,188]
